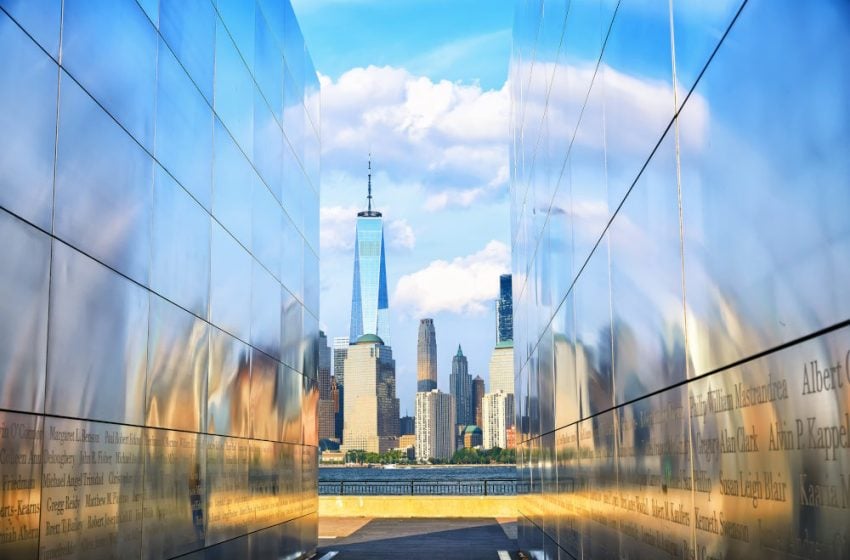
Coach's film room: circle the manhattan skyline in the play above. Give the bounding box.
[295,2,513,413]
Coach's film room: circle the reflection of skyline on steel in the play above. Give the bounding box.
[512,1,850,559]
[0,0,320,557]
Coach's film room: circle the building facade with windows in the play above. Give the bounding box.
[472,375,485,427]
[0,1,321,558]
[482,391,514,450]
[332,336,349,441]
[488,340,515,396]
[414,390,455,461]
[511,1,850,558]
[341,334,399,453]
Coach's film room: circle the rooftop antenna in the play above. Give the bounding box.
[367,154,373,213]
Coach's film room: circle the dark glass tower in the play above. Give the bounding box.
[449,345,473,426]
[349,159,390,344]
[496,274,512,343]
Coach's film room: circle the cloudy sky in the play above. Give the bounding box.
[292,0,515,414]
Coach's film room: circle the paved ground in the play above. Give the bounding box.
[317,517,519,559]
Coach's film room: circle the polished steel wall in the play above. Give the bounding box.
[0,0,320,558]
[510,1,850,558]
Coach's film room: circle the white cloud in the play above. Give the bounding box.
[387,219,416,250]
[320,66,511,210]
[393,240,510,317]
[320,205,357,252]
[320,205,415,252]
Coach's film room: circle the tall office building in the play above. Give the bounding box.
[472,375,485,427]
[349,160,390,345]
[0,1,320,558]
[482,391,514,450]
[488,341,514,396]
[318,331,331,398]
[415,390,455,461]
[496,273,513,343]
[449,345,473,426]
[318,332,335,440]
[512,3,850,558]
[332,336,348,441]
[332,336,349,386]
[399,415,415,436]
[341,334,399,453]
[416,318,438,392]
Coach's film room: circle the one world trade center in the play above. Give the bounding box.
[349,159,390,345]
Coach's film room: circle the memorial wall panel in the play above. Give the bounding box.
[204,433,251,546]
[512,1,850,559]
[0,0,319,557]
[688,328,850,559]
[277,443,301,522]
[40,417,144,560]
[141,429,205,560]
[0,410,42,560]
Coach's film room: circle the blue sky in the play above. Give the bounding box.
[292,0,515,414]
[292,0,513,90]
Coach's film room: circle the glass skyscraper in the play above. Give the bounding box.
[349,162,391,345]
[0,1,320,558]
[496,273,513,343]
[417,318,438,392]
[512,2,850,559]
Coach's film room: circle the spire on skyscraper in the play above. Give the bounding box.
[367,153,372,213]
[359,155,381,218]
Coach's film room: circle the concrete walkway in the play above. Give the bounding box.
[317,517,519,559]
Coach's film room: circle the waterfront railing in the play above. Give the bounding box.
[319,478,517,496]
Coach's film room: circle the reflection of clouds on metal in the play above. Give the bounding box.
[513,1,850,559]
[0,0,320,558]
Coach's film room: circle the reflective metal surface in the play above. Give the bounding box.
[0,10,57,230]
[155,39,213,210]
[0,212,50,413]
[151,165,211,319]
[251,348,280,440]
[159,0,215,104]
[512,1,850,558]
[62,0,157,151]
[280,366,304,444]
[146,294,209,433]
[0,1,319,557]
[54,71,153,286]
[0,0,61,58]
[210,221,252,343]
[251,261,282,359]
[208,326,252,438]
[213,117,254,248]
[47,242,149,425]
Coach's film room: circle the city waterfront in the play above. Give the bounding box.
[320,464,516,484]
